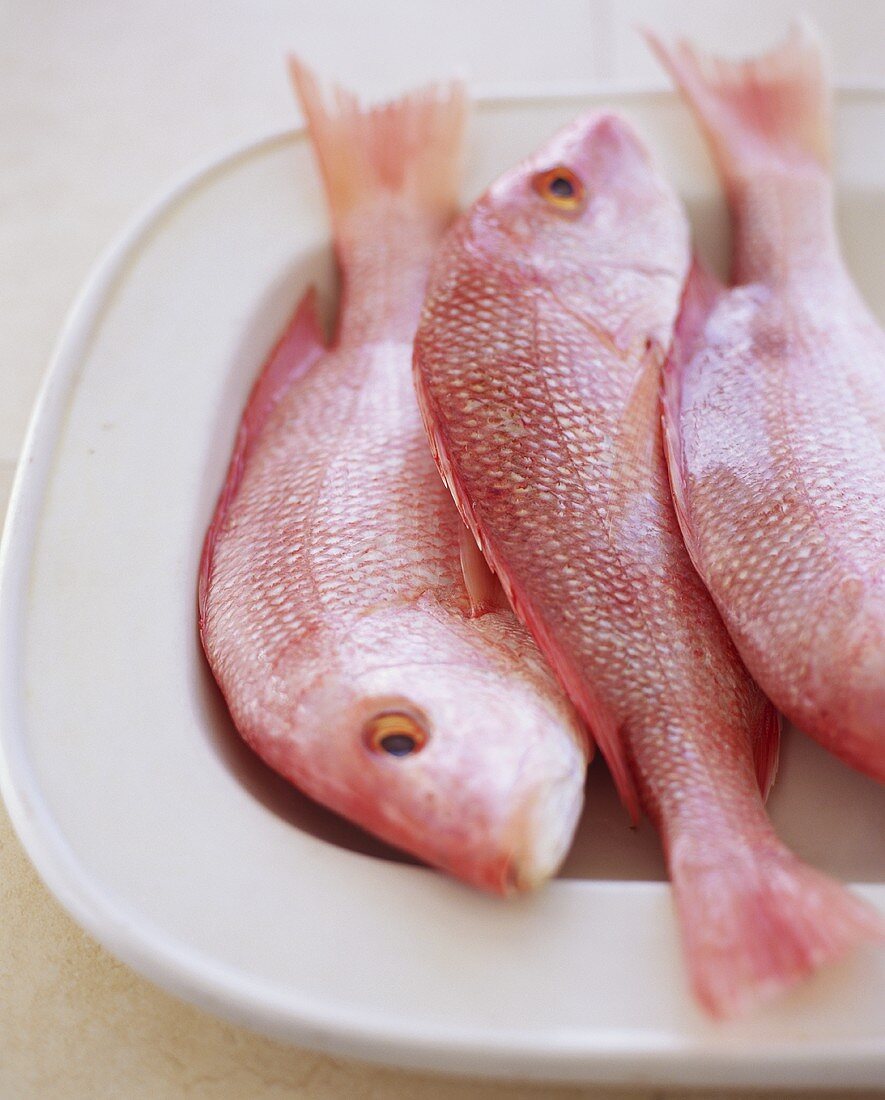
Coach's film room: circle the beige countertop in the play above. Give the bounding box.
[2,1,883,1095]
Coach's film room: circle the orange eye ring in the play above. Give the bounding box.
[531,165,586,212]
[364,712,429,758]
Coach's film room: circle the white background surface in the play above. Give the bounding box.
[2,1,884,1096]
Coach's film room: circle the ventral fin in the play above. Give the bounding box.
[458,522,509,618]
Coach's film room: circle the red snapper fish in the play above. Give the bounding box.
[198,64,589,895]
[648,25,885,782]
[413,109,883,1015]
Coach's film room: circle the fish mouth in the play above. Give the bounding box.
[502,766,586,894]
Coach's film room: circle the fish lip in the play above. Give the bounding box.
[500,765,586,895]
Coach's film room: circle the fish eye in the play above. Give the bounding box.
[364,712,428,758]
[531,166,586,212]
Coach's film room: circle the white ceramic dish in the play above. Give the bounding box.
[1,89,884,1088]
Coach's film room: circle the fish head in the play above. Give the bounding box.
[462,111,686,306]
[278,606,587,895]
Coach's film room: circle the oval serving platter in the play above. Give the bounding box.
[1,89,884,1087]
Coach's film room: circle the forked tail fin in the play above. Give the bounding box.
[644,21,831,191]
[668,826,885,1018]
[289,57,467,238]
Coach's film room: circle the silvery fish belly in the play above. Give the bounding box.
[198,63,588,896]
[649,23,885,783]
[414,103,883,1016]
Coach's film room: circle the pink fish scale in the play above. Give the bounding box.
[414,93,885,1015]
[201,67,591,895]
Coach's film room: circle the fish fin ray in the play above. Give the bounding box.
[643,20,830,185]
[753,702,782,800]
[288,57,466,234]
[669,826,885,1018]
[458,522,509,618]
[198,289,326,630]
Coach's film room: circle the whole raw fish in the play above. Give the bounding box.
[647,24,885,782]
[198,63,588,894]
[413,109,883,1014]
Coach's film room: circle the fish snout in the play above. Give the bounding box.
[501,762,586,894]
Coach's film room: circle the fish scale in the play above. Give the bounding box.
[650,23,885,780]
[199,63,589,896]
[414,103,884,1017]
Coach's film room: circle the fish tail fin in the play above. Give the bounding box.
[668,823,885,1018]
[288,57,467,238]
[643,20,831,188]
